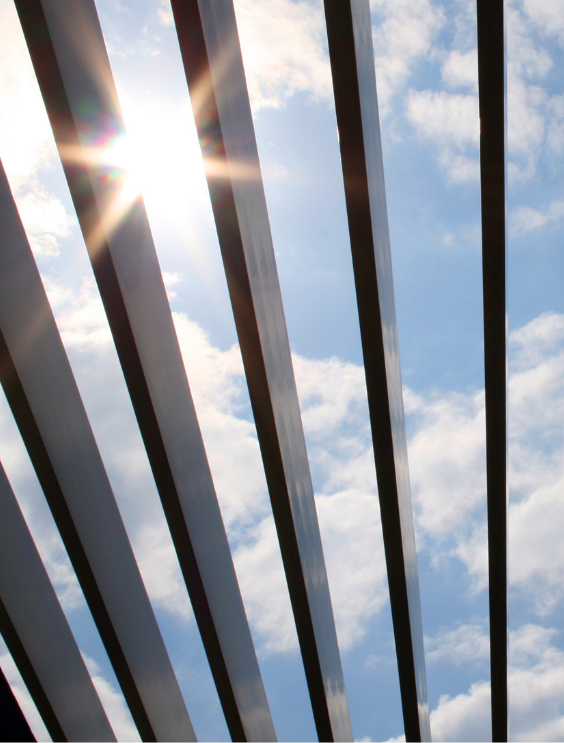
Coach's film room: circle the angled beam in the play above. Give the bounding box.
[476,1,508,740]
[322,1,430,740]
[170,2,353,741]
[0,159,195,742]
[0,666,35,742]
[0,461,115,742]
[13,2,275,740]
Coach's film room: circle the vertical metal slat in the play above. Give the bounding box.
[476,0,508,739]
[322,1,430,739]
[14,2,275,739]
[170,1,353,740]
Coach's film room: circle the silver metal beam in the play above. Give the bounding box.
[0,665,35,742]
[13,2,275,740]
[170,2,353,740]
[476,0,508,739]
[0,158,195,742]
[322,1,430,740]
[0,460,115,742]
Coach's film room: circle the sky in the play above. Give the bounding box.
[0,0,564,740]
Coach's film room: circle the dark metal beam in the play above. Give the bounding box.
[476,0,508,739]
[0,665,35,742]
[0,158,195,742]
[322,1,430,740]
[170,2,353,740]
[13,2,275,740]
[0,461,115,742]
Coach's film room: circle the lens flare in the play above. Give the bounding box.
[59,130,144,255]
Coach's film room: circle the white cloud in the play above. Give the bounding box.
[0,0,75,259]
[430,679,491,742]
[156,0,174,28]
[409,311,564,612]
[41,275,113,351]
[13,275,390,656]
[162,271,182,301]
[25,268,564,659]
[82,655,140,741]
[233,0,332,111]
[215,0,445,115]
[405,90,479,182]
[511,200,564,236]
[233,516,297,654]
[521,0,564,45]
[428,624,564,741]
[371,0,445,111]
[504,2,557,180]
[0,1,56,189]
[15,186,74,259]
[7,267,564,681]
[397,0,564,184]
[441,48,478,92]
[407,387,486,539]
[425,621,489,665]
[317,490,387,650]
[546,94,564,154]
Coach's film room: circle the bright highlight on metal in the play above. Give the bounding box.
[13,1,275,740]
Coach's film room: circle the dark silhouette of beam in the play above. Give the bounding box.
[476,0,508,739]
[170,1,353,740]
[14,1,275,739]
[322,1,430,740]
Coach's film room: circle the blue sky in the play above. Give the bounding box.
[1,0,564,740]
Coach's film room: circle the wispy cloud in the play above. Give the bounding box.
[234,0,332,111]
[428,624,564,741]
[371,0,445,112]
[425,621,489,665]
[0,1,75,259]
[82,655,139,741]
[510,199,564,236]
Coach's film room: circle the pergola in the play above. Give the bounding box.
[0,0,506,740]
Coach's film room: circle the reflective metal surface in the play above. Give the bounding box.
[13,1,275,739]
[476,0,508,739]
[171,2,353,740]
[322,1,430,740]
[0,157,195,742]
[0,461,115,742]
[0,665,35,742]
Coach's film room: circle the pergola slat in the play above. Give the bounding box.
[476,0,508,739]
[0,158,195,742]
[13,2,275,740]
[322,1,430,740]
[170,2,353,740]
[0,460,115,742]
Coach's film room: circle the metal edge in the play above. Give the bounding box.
[322,0,430,739]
